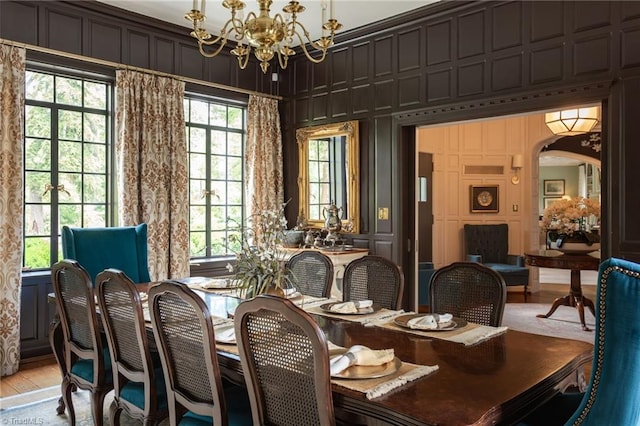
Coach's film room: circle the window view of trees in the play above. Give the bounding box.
[23,70,112,270]
[185,98,245,258]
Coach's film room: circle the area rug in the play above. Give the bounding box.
[503,303,596,345]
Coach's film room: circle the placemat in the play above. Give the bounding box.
[376,318,508,346]
[304,304,406,325]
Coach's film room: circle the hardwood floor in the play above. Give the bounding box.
[0,282,597,400]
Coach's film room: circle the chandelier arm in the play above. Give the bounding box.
[237,46,251,69]
[276,49,290,70]
[197,17,243,46]
[197,38,229,58]
[298,41,329,64]
[291,20,336,52]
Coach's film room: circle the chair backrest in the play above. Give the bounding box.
[234,295,335,426]
[148,281,228,425]
[286,251,334,298]
[463,224,509,264]
[61,224,151,284]
[51,259,106,386]
[342,255,404,310]
[566,258,640,425]
[96,269,165,421]
[429,262,507,326]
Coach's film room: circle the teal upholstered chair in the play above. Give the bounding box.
[520,257,640,426]
[61,224,151,284]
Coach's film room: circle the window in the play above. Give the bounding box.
[23,69,113,270]
[185,97,246,258]
[307,136,346,219]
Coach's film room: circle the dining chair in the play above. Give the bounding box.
[519,257,640,426]
[96,269,168,425]
[148,281,252,426]
[51,259,113,426]
[286,250,334,298]
[429,261,507,327]
[61,223,151,284]
[342,255,404,310]
[234,294,336,426]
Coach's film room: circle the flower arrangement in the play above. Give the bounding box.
[226,201,296,298]
[540,196,600,237]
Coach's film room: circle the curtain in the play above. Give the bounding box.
[115,70,189,280]
[246,95,284,217]
[0,45,25,376]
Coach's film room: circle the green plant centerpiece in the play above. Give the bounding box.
[540,196,601,251]
[226,202,296,298]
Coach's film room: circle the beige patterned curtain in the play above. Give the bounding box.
[0,45,25,377]
[246,95,284,216]
[115,70,189,280]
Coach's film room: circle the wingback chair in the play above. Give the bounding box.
[61,224,151,284]
[463,224,529,301]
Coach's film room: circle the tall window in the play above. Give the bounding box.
[308,136,346,219]
[23,69,112,270]
[185,97,246,258]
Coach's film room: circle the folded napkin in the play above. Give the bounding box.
[283,287,299,298]
[407,313,453,330]
[201,278,234,289]
[329,300,373,314]
[330,345,394,376]
[215,325,236,344]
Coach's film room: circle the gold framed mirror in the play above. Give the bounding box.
[296,120,360,234]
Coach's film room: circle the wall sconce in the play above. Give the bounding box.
[511,154,523,185]
[544,106,599,136]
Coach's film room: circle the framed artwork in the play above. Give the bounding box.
[470,185,499,213]
[544,197,563,209]
[544,179,565,196]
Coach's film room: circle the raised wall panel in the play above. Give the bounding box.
[19,285,38,342]
[375,116,393,234]
[573,34,611,75]
[208,54,233,86]
[311,92,328,120]
[178,42,204,79]
[398,28,421,72]
[398,75,422,107]
[427,68,452,102]
[127,30,151,69]
[155,38,175,74]
[88,20,121,62]
[373,240,393,259]
[237,61,260,91]
[330,88,349,118]
[492,53,522,91]
[46,9,83,54]
[457,61,484,96]
[352,84,371,115]
[331,47,349,86]
[572,1,612,32]
[0,2,38,44]
[352,42,370,82]
[621,2,640,21]
[295,98,310,123]
[374,36,393,77]
[458,10,486,59]
[427,19,452,65]
[313,59,328,90]
[295,60,310,94]
[374,80,393,111]
[621,77,640,250]
[492,2,522,51]
[530,45,564,84]
[530,2,564,42]
[621,27,640,69]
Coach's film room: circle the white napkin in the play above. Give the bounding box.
[330,345,395,375]
[407,313,454,330]
[215,325,236,344]
[201,278,233,289]
[329,300,373,314]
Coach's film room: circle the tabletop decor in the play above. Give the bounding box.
[226,201,296,298]
[540,196,601,253]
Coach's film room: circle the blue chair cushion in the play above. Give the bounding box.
[178,383,252,426]
[484,263,529,286]
[70,347,112,384]
[120,366,168,410]
[61,224,151,284]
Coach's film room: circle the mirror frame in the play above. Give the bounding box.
[296,120,360,234]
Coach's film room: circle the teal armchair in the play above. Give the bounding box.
[61,224,151,284]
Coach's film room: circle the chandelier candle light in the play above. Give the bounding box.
[185,0,343,73]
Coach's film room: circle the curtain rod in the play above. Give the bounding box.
[1,38,282,101]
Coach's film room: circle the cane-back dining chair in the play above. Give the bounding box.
[234,294,335,426]
[286,250,334,298]
[149,281,252,426]
[61,223,151,284]
[51,259,113,426]
[429,262,507,326]
[96,269,168,425]
[342,255,404,310]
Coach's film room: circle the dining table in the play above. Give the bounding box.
[49,280,593,426]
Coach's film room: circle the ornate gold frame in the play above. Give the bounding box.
[296,121,360,233]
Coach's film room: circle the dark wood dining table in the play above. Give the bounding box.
[49,283,593,426]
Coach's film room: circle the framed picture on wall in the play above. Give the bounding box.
[543,179,565,196]
[544,197,563,209]
[470,185,499,213]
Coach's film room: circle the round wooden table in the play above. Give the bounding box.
[525,250,600,331]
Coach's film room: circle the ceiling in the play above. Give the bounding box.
[96,0,438,44]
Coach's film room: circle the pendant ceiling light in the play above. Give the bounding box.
[544,106,599,136]
[185,0,342,74]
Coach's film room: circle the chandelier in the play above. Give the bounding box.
[544,106,599,136]
[185,0,342,74]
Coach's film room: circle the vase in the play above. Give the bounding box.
[547,231,600,255]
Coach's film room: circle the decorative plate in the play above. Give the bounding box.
[393,314,467,331]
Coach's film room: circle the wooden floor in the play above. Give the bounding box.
[0,282,597,400]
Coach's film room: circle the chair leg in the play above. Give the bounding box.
[110,399,121,426]
[90,387,110,426]
[524,285,528,303]
[61,377,75,425]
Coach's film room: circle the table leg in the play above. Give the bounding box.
[569,269,591,331]
[536,294,572,319]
